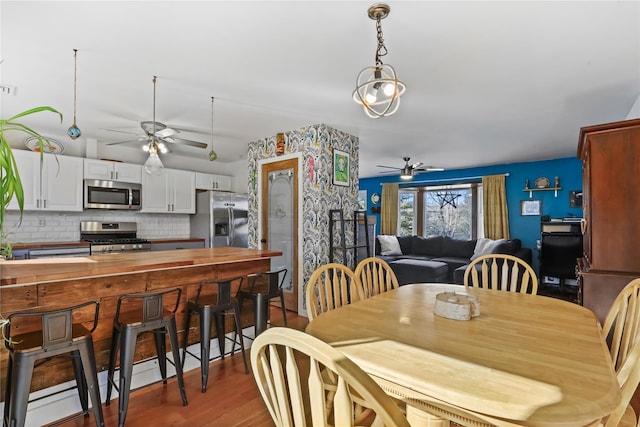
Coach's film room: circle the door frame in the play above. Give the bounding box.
[257,153,305,317]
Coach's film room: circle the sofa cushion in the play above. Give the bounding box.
[378,235,402,256]
[389,259,449,285]
[412,236,444,257]
[397,236,414,255]
[442,237,477,258]
[492,239,522,255]
[470,238,506,261]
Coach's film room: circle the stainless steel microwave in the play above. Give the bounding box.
[84,179,142,210]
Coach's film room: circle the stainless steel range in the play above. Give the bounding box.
[80,221,151,254]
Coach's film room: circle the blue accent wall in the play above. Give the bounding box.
[359,157,583,270]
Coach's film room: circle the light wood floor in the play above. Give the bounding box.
[49,307,307,427]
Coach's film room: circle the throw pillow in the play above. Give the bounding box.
[377,235,403,256]
[470,238,506,261]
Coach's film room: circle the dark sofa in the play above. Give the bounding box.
[375,235,532,285]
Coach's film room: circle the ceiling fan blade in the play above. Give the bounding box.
[411,162,424,169]
[156,128,179,138]
[104,129,141,136]
[376,164,402,170]
[164,137,208,149]
[106,137,147,146]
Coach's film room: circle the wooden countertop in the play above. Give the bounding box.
[12,241,90,250]
[0,247,281,287]
[148,238,205,244]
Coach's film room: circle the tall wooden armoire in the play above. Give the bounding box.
[577,118,640,323]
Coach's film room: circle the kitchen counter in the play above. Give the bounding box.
[148,238,205,244]
[0,247,282,395]
[11,241,90,250]
[0,247,279,286]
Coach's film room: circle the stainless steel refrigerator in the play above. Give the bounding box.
[190,191,248,248]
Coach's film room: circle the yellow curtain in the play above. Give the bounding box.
[482,175,510,239]
[381,183,399,235]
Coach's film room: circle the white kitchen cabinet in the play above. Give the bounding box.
[195,172,232,191]
[8,150,83,212]
[84,159,142,183]
[142,168,195,213]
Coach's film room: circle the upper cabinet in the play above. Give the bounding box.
[141,168,195,214]
[8,150,83,212]
[195,172,232,192]
[84,159,142,184]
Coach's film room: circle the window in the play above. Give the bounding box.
[398,190,417,236]
[398,183,483,239]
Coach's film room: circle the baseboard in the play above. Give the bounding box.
[0,328,255,427]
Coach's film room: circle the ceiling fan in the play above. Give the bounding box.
[106,76,208,152]
[376,156,444,180]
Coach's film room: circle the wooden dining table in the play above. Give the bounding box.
[305,283,620,427]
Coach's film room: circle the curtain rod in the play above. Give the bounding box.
[380,173,510,186]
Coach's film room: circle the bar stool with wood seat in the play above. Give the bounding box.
[105,287,188,427]
[236,268,288,337]
[3,301,104,427]
[182,276,249,393]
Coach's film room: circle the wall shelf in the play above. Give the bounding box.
[523,187,562,198]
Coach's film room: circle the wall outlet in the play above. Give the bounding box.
[37,217,45,227]
[0,83,17,95]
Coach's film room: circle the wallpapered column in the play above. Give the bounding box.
[247,124,359,310]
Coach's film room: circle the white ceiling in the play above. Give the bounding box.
[1,1,639,178]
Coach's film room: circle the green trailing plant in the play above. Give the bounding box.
[0,106,63,259]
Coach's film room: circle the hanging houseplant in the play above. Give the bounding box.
[0,106,63,259]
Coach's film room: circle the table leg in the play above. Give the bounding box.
[254,293,269,336]
[406,405,451,427]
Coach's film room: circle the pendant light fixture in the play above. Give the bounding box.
[67,49,81,139]
[208,97,217,161]
[144,76,165,175]
[352,3,406,118]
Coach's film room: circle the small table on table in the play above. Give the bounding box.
[305,283,620,427]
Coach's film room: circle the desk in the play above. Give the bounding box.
[305,284,620,427]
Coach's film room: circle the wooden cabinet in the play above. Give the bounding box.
[84,159,142,183]
[141,168,195,213]
[195,172,232,191]
[7,150,83,212]
[577,118,640,322]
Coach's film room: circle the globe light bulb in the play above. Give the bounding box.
[144,151,164,175]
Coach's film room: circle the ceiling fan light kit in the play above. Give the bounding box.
[144,76,164,175]
[67,49,81,139]
[377,156,444,180]
[353,3,406,118]
[400,166,413,180]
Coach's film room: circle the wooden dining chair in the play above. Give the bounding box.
[354,257,399,299]
[599,278,640,427]
[250,327,410,427]
[306,263,364,321]
[463,254,538,294]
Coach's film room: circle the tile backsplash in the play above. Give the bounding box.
[3,211,190,244]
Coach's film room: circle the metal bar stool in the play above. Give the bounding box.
[236,268,288,337]
[181,276,249,393]
[3,301,104,427]
[105,287,188,427]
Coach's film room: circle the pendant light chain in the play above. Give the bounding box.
[72,49,78,124]
[375,18,388,67]
[208,96,218,161]
[67,49,82,139]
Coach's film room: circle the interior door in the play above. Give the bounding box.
[261,158,298,312]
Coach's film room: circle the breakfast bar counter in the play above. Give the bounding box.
[0,247,280,286]
[0,247,282,396]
